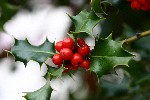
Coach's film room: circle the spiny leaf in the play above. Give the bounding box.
[11,39,55,66]
[90,34,133,77]
[24,81,53,100]
[68,10,103,38]
[46,65,65,80]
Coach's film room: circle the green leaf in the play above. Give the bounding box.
[90,34,133,77]
[90,0,103,13]
[11,39,55,66]
[69,10,103,38]
[91,0,114,15]
[24,81,53,100]
[124,60,150,87]
[67,32,78,42]
[45,65,65,80]
[0,0,30,31]
[0,2,19,31]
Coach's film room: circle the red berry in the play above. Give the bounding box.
[71,65,79,70]
[78,44,90,56]
[139,0,147,5]
[141,4,150,11]
[52,54,63,65]
[77,38,85,46]
[65,64,78,70]
[63,69,70,74]
[81,60,90,69]
[71,53,83,66]
[55,41,63,52]
[72,45,75,51]
[62,37,74,49]
[131,0,141,10]
[60,48,73,60]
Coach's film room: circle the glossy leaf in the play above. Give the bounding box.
[45,65,65,80]
[11,39,55,66]
[24,81,53,100]
[69,10,102,38]
[90,34,133,77]
[90,0,103,13]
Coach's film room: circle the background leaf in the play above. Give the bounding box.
[100,75,130,98]
[0,0,30,31]
[90,0,103,13]
[124,60,150,87]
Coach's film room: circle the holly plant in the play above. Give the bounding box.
[3,0,150,100]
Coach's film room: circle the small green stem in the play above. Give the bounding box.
[122,30,150,44]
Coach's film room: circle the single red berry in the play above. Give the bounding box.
[62,37,74,49]
[71,53,83,66]
[52,54,63,65]
[141,4,150,11]
[78,44,90,56]
[65,64,78,70]
[55,41,63,52]
[77,38,85,46]
[60,48,73,60]
[81,60,90,70]
[139,0,147,5]
[131,0,141,10]
[70,65,79,70]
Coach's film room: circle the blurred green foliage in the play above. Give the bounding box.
[0,0,29,31]
[1,0,150,100]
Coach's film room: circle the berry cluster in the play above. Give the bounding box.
[128,0,150,11]
[52,37,90,72]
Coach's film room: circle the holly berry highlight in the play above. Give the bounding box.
[128,0,150,11]
[52,37,90,72]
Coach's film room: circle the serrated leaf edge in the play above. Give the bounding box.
[11,38,56,67]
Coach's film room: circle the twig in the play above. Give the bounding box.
[122,30,150,44]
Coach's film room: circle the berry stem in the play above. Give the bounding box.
[122,30,150,44]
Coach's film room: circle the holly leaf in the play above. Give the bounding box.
[24,81,53,100]
[11,39,55,66]
[68,10,103,38]
[44,65,65,80]
[90,34,133,77]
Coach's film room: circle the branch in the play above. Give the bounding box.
[122,30,150,44]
